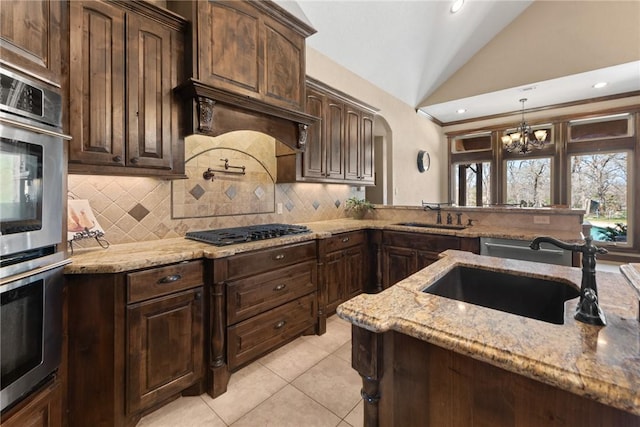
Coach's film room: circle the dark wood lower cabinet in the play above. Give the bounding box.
[318,231,369,333]
[127,287,203,414]
[382,231,480,288]
[207,241,318,397]
[65,261,204,427]
[0,378,62,427]
[352,327,639,427]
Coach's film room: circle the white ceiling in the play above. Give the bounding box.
[283,0,640,124]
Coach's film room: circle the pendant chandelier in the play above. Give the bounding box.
[501,98,548,154]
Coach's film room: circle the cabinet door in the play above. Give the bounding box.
[263,16,305,110]
[127,287,203,414]
[198,1,260,98]
[126,13,172,170]
[360,113,375,183]
[344,107,361,181]
[0,0,62,85]
[383,246,417,288]
[325,97,345,179]
[301,88,325,178]
[344,245,366,298]
[417,250,440,270]
[325,250,345,314]
[1,379,62,427]
[68,0,126,166]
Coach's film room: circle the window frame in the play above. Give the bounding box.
[447,109,639,262]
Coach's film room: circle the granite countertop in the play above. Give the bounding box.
[65,218,585,274]
[336,250,640,416]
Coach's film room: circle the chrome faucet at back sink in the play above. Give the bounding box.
[530,236,608,326]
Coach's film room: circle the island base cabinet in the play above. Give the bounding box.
[352,328,639,427]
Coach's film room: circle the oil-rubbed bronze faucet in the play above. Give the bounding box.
[423,203,442,224]
[530,236,608,326]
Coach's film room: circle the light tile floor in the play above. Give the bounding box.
[137,315,363,427]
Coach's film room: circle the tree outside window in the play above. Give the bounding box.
[570,152,628,242]
[505,158,551,207]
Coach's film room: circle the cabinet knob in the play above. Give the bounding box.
[113,155,122,163]
[158,274,182,284]
[274,254,285,260]
[274,320,286,329]
[130,157,139,164]
[342,237,350,243]
[274,283,287,291]
[195,292,202,300]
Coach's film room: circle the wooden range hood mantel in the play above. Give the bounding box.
[175,78,319,153]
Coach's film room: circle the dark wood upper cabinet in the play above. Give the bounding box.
[283,77,377,185]
[68,0,126,167]
[67,0,186,178]
[183,0,308,111]
[0,0,62,86]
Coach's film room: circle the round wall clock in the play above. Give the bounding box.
[417,150,430,173]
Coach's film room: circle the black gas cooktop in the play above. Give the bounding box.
[185,223,311,246]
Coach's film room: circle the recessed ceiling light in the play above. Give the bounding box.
[593,82,608,89]
[450,0,465,14]
[456,108,466,114]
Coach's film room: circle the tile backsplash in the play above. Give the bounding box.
[68,132,362,247]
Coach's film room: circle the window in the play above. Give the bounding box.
[570,152,629,244]
[453,162,491,206]
[505,158,552,207]
[447,109,638,260]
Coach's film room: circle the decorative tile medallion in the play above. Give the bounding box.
[254,185,265,199]
[225,185,237,200]
[189,184,206,200]
[128,203,150,222]
[312,200,320,210]
[285,200,295,212]
[335,199,341,208]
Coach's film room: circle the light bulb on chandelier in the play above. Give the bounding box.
[501,98,549,154]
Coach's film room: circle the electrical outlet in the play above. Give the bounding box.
[533,215,550,225]
[277,203,283,214]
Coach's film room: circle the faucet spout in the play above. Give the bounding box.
[530,236,608,326]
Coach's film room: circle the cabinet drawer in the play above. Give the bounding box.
[227,261,317,325]
[383,231,460,253]
[226,241,316,279]
[227,293,317,370]
[127,260,203,303]
[324,231,366,252]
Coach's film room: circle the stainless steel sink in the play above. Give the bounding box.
[423,266,580,324]
[395,222,467,230]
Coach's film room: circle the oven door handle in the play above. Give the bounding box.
[0,259,72,287]
[0,117,72,140]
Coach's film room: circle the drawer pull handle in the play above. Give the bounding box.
[158,274,182,284]
[274,320,286,329]
[274,254,285,260]
[342,237,350,243]
[274,283,287,291]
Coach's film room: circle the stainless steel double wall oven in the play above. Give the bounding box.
[0,67,69,412]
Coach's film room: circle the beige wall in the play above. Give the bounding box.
[306,48,447,206]
[422,0,640,106]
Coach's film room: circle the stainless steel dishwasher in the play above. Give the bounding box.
[480,237,573,266]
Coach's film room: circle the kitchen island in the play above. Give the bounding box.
[337,250,640,427]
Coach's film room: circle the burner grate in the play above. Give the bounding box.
[185,224,310,246]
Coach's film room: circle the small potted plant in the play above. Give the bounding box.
[345,196,374,219]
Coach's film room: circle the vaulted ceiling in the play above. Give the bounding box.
[282,0,640,124]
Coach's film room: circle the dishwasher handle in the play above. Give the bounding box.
[483,242,565,256]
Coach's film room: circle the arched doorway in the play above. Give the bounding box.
[366,114,392,205]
